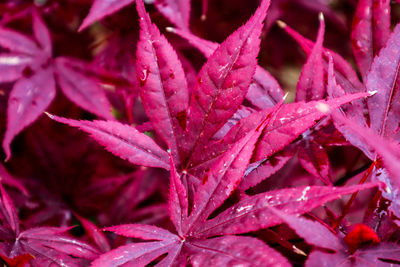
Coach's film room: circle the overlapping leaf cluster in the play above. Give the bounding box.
[0,0,399,266]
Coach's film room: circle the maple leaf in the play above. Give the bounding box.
[79,0,190,31]
[182,0,270,166]
[0,183,99,266]
[45,114,170,170]
[136,0,189,164]
[296,13,326,102]
[91,102,382,266]
[1,9,113,160]
[91,88,292,266]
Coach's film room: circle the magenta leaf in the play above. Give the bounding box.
[0,183,19,236]
[296,13,325,101]
[240,147,295,191]
[91,240,182,267]
[17,227,99,261]
[297,136,332,185]
[136,0,189,163]
[326,54,369,146]
[188,99,286,188]
[0,27,40,55]
[46,114,170,169]
[193,182,381,238]
[212,105,254,141]
[104,224,179,241]
[0,164,28,195]
[0,186,99,266]
[187,235,290,267]
[75,214,111,253]
[352,0,391,78]
[365,23,400,141]
[168,152,188,236]
[78,0,135,31]
[93,224,181,266]
[154,0,191,30]
[306,242,400,267]
[185,106,273,235]
[187,105,257,177]
[184,0,270,162]
[55,57,114,120]
[168,26,284,109]
[253,92,369,162]
[32,9,52,57]
[280,21,364,95]
[268,207,342,251]
[2,67,56,160]
[0,53,33,83]
[249,67,284,109]
[332,112,400,187]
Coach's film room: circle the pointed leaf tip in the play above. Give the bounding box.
[44,112,54,119]
[283,92,289,101]
[276,20,287,28]
[318,12,324,22]
[165,27,176,33]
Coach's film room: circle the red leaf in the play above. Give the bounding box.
[298,138,332,185]
[0,183,19,235]
[74,214,111,253]
[352,0,391,78]
[46,115,170,169]
[90,240,182,267]
[168,26,284,110]
[185,104,274,235]
[78,0,135,31]
[280,21,364,95]
[249,67,284,109]
[154,0,191,30]
[193,182,381,238]
[136,0,189,163]
[332,112,400,187]
[240,147,295,191]
[187,235,290,267]
[0,27,40,55]
[296,13,326,101]
[32,9,52,57]
[168,152,188,236]
[253,92,369,162]
[104,224,178,241]
[184,0,270,163]
[17,227,99,265]
[0,53,33,83]
[366,23,400,141]
[268,207,342,251]
[55,57,114,120]
[0,164,28,195]
[2,67,56,160]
